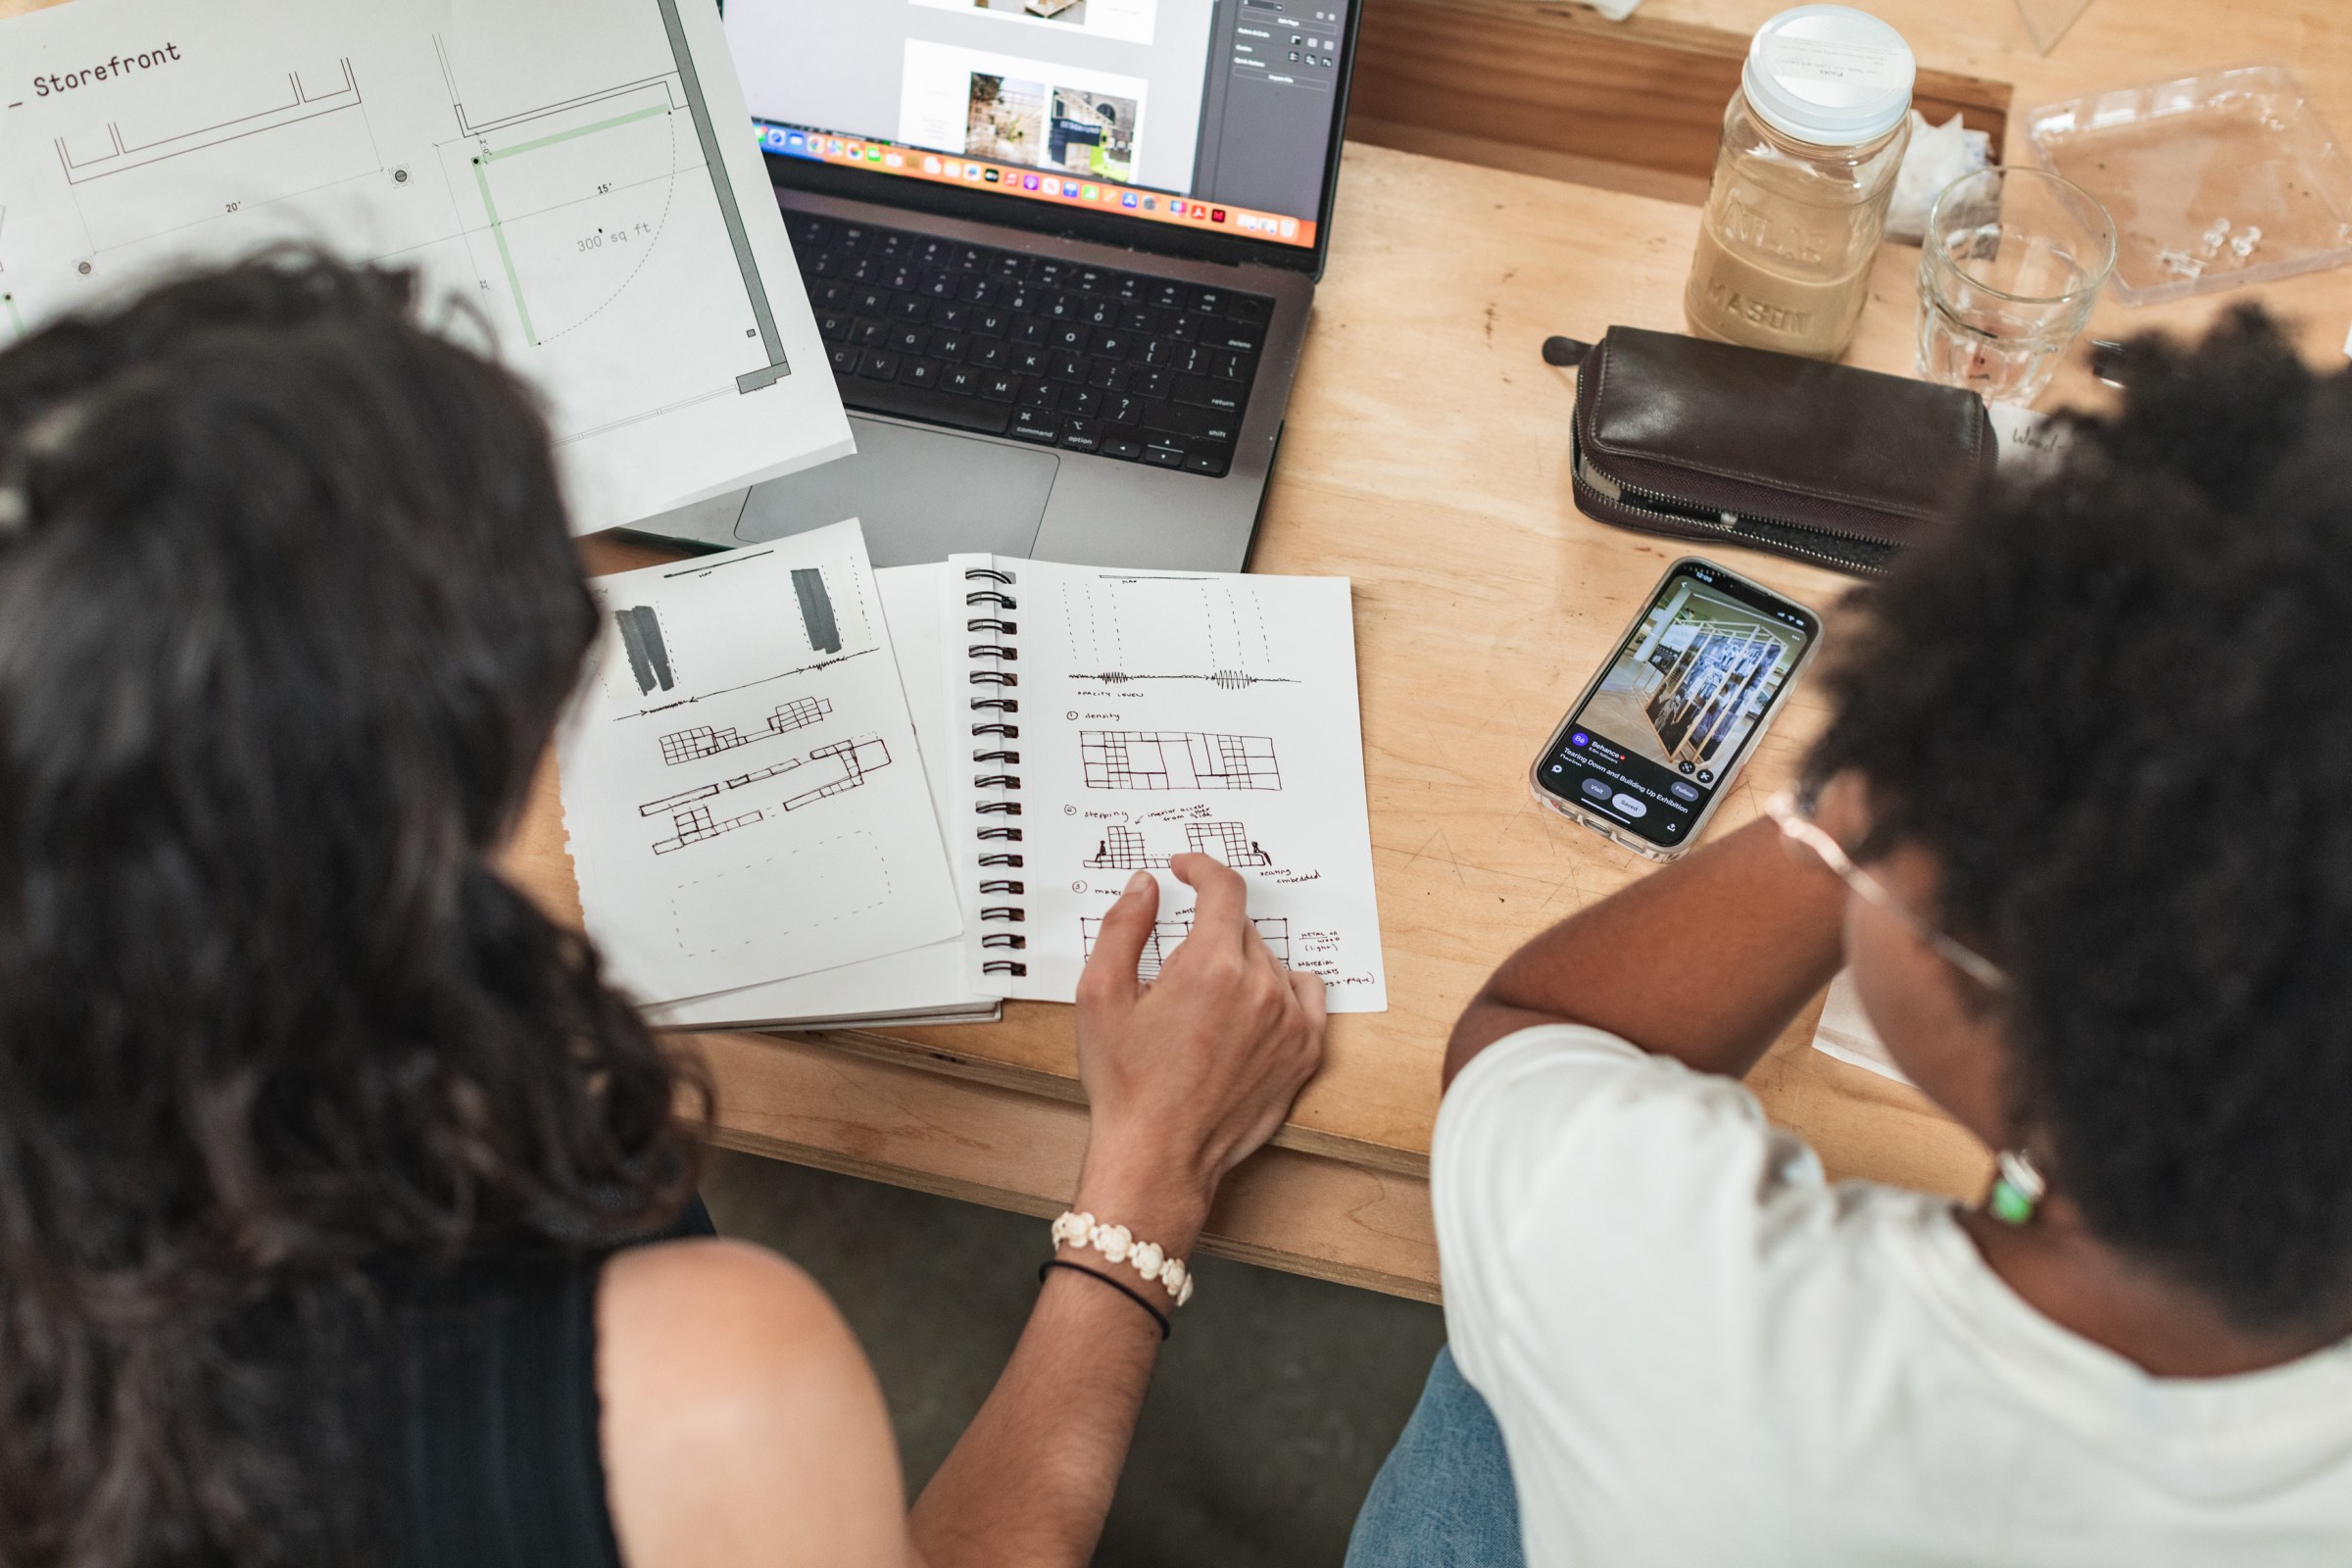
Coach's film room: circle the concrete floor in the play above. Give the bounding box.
[701,1147,1446,1567]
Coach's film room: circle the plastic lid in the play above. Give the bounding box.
[1742,6,1915,147]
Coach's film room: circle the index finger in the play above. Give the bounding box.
[1169,853,1250,954]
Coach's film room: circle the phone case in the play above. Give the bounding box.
[1529,557,1822,859]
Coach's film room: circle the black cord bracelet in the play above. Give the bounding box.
[1040,1259,1172,1340]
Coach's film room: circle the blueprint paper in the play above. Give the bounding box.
[0,0,852,534]
[562,521,961,1005]
[647,561,996,1028]
[944,557,1389,1012]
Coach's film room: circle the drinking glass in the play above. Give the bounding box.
[1916,167,2116,405]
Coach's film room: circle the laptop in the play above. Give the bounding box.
[634,0,1361,572]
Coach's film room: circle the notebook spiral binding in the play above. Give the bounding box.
[968,568,1028,976]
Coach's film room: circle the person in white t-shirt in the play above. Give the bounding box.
[1346,308,2352,1567]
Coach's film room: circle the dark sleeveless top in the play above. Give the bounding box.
[388,1253,625,1568]
[377,1199,714,1567]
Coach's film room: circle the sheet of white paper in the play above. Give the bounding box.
[562,521,961,1004]
[648,561,996,1029]
[945,556,1389,1012]
[1810,969,1914,1085]
[0,0,852,533]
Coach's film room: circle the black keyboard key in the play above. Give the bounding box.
[891,326,931,357]
[1049,323,1089,353]
[1010,409,1061,444]
[1080,298,1118,327]
[1114,274,1147,301]
[1060,418,1102,453]
[1140,338,1179,368]
[1185,452,1230,476]
[884,264,917,291]
[1004,285,1043,314]
[852,318,890,347]
[1104,394,1144,425]
[1143,443,1186,468]
[1122,307,1158,333]
[1020,381,1059,411]
[1172,374,1242,412]
[980,373,1020,402]
[787,216,833,249]
[970,341,1009,369]
[1130,368,1172,401]
[1064,387,1102,416]
[891,295,930,323]
[835,224,872,253]
[1046,294,1081,322]
[828,343,859,375]
[847,255,885,283]
[944,366,980,395]
[1212,350,1252,381]
[1163,315,1200,343]
[1150,281,1185,310]
[1051,354,1088,382]
[932,303,969,330]
[815,280,854,309]
[1012,319,1050,345]
[1035,260,1071,285]
[1210,325,1264,353]
[816,311,852,342]
[923,269,958,299]
[1192,289,1226,315]
[877,232,911,259]
[846,377,1012,436]
[1102,435,1144,461]
[1014,347,1050,376]
[1088,362,1132,393]
[916,237,952,266]
[959,274,1000,305]
[904,359,944,389]
[1228,295,1271,325]
[992,253,1028,279]
[807,251,841,278]
[852,287,889,316]
[956,245,989,272]
[1091,331,1131,359]
[1148,402,1231,441]
[1075,268,1115,294]
[971,308,1012,338]
[933,333,969,362]
[858,348,902,381]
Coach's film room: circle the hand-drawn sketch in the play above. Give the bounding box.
[615,605,676,694]
[660,695,832,763]
[2,0,851,534]
[652,801,761,855]
[1060,576,1300,691]
[1084,820,1272,869]
[1080,730,1281,791]
[1080,913,1291,982]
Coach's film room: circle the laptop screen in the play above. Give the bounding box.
[722,1,1351,253]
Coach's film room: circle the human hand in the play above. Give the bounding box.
[1070,855,1326,1251]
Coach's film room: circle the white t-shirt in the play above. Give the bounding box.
[1435,1025,2352,1566]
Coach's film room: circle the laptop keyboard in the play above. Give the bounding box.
[788,214,1272,478]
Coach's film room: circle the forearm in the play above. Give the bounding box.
[1445,816,1846,1086]
[907,1159,1200,1568]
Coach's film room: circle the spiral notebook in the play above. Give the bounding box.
[940,555,1389,1012]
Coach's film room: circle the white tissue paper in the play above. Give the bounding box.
[1582,0,1642,20]
[1886,111,1993,245]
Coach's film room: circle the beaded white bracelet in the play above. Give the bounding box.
[1050,1209,1195,1307]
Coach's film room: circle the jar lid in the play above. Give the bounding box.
[1742,5,1915,148]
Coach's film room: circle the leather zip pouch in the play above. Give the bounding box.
[1555,326,1998,575]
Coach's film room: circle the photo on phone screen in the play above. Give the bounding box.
[1535,560,1820,854]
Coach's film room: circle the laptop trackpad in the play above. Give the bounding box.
[733,416,1054,565]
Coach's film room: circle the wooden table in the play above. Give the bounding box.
[507,0,2352,1303]
[10,0,2342,1300]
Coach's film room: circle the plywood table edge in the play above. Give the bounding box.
[755,1025,1437,1180]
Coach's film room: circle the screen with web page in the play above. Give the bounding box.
[721,0,1349,250]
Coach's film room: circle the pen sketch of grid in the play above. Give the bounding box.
[1084,821,1272,868]
[1079,731,1281,791]
[1081,914,1291,981]
[651,802,761,855]
[659,695,834,764]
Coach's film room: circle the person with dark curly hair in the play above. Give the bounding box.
[0,257,1324,1568]
[1347,308,2352,1568]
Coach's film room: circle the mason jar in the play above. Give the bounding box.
[1684,5,1915,360]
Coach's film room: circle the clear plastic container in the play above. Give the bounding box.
[1685,6,1915,360]
[2025,66,2352,306]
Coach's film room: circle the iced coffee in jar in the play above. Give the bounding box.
[1685,5,1914,360]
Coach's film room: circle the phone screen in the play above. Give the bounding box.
[1535,561,1819,851]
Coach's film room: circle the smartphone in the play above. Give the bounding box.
[1531,557,1822,859]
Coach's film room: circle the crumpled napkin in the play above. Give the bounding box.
[1886,110,1993,244]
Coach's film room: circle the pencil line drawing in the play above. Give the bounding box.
[724,757,805,789]
[651,802,762,855]
[793,565,842,654]
[1083,821,1272,869]
[658,695,833,763]
[1061,577,1296,690]
[638,782,719,815]
[1081,914,1291,981]
[777,736,890,810]
[615,604,675,693]
[1080,730,1282,791]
